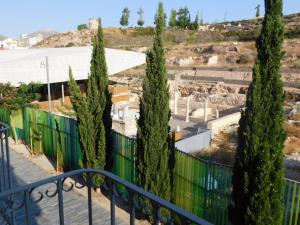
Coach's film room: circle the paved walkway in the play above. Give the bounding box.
[1,145,128,225]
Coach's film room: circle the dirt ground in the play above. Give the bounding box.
[194,114,300,181]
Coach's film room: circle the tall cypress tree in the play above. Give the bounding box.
[229,1,286,225]
[137,2,171,201]
[68,68,96,169]
[69,19,112,177]
[88,19,113,172]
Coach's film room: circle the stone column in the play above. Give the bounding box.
[204,98,208,122]
[174,91,178,114]
[216,109,219,119]
[185,96,190,122]
[113,103,119,119]
[123,105,129,120]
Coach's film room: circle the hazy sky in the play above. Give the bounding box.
[1,0,299,38]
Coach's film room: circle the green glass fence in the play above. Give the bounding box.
[1,107,299,225]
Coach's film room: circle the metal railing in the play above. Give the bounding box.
[0,122,12,193]
[0,169,212,225]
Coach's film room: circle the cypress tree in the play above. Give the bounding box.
[169,9,177,27]
[137,2,171,202]
[229,1,286,225]
[69,19,112,178]
[88,19,113,172]
[68,68,96,169]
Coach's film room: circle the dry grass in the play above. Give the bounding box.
[284,122,300,138]
[284,137,300,154]
[290,112,300,121]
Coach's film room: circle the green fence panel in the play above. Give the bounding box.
[284,179,300,225]
[21,108,83,171]
[112,132,136,195]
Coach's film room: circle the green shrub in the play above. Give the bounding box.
[237,54,250,64]
[65,42,75,47]
[77,24,88,31]
[131,27,155,37]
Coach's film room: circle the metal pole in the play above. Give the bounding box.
[45,57,57,171]
[46,56,52,113]
[61,83,65,105]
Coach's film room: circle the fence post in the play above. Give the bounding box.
[204,160,210,220]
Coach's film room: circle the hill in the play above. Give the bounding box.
[34,13,300,69]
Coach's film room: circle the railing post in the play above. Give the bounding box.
[25,190,32,225]
[0,133,5,191]
[129,190,136,225]
[5,128,12,190]
[57,179,65,225]
[110,180,116,225]
[87,172,93,225]
[154,204,161,225]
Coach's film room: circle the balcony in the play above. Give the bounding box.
[0,122,212,225]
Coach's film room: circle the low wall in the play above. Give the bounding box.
[175,129,211,153]
[207,112,241,138]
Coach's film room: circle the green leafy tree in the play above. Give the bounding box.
[0,83,42,110]
[169,9,177,27]
[177,6,190,29]
[77,24,88,31]
[69,19,112,180]
[137,1,171,204]
[137,8,145,27]
[120,7,130,27]
[256,4,261,17]
[229,1,286,225]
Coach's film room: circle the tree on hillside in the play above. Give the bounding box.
[169,9,177,27]
[229,0,286,225]
[77,24,88,31]
[69,19,112,181]
[255,4,261,17]
[177,6,190,29]
[120,7,130,27]
[137,1,171,204]
[192,12,200,30]
[137,8,145,27]
[199,11,204,25]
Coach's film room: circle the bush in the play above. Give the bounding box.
[292,61,300,69]
[77,24,88,31]
[237,54,250,64]
[0,83,43,110]
[65,42,75,47]
[131,27,155,37]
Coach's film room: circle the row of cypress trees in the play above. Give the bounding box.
[68,0,286,224]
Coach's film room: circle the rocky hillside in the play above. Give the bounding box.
[35,13,300,69]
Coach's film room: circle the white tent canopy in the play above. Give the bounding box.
[0,47,146,86]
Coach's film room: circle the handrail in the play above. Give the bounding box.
[0,168,213,225]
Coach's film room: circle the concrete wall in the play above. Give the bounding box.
[207,112,241,138]
[175,129,211,153]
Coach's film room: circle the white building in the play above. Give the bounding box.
[0,37,18,50]
[0,47,146,86]
[19,33,44,47]
[89,18,99,30]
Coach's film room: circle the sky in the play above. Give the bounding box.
[1,0,299,39]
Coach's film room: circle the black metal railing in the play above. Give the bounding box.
[0,169,212,225]
[0,122,12,193]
